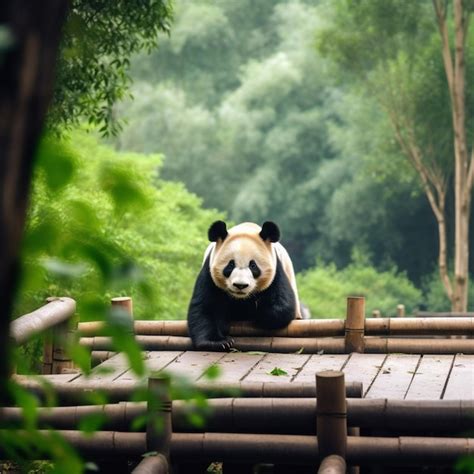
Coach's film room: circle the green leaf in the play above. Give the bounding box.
[36,138,76,192]
[68,344,91,375]
[268,367,288,376]
[202,364,221,380]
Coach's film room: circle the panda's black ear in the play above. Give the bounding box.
[208,220,228,242]
[260,221,280,243]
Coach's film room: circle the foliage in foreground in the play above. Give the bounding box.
[298,257,422,318]
[16,131,223,323]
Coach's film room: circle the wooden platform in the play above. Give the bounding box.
[45,351,474,400]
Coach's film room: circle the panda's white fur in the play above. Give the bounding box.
[203,222,302,319]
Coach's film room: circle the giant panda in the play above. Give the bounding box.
[187,220,302,351]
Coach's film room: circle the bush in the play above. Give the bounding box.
[16,131,223,322]
[297,262,422,318]
[422,271,474,312]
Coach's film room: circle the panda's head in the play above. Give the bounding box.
[208,221,280,299]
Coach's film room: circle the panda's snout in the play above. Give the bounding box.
[233,282,249,290]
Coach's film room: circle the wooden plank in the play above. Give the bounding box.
[293,354,349,383]
[365,354,420,399]
[70,353,130,384]
[161,351,226,381]
[405,355,454,400]
[26,373,81,383]
[203,352,265,383]
[242,353,310,383]
[115,351,183,383]
[443,354,474,400]
[342,353,387,396]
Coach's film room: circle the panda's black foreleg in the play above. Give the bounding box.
[188,311,234,351]
[187,263,234,352]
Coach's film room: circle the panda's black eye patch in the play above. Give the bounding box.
[249,260,261,278]
[223,259,235,278]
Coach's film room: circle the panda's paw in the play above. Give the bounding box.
[196,338,234,352]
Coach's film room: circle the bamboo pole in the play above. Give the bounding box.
[371,310,381,319]
[345,297,365,353]
[13,376,363,404]
[80,333,474,354]
[416,311,474,318]
[51,318,76,374]
[78,319,346,338]
[42,331,53,375]
[2,431,473,465]
[78,317,474,338]
[364,337,474,354]
[79,335,347,353]
[396,304,406,318]
[347,427,360,474]
[146,376,171,473]
[318,455,346,474]
[316,371,347,459]
[10,297,76,345]
[3,398,471,433]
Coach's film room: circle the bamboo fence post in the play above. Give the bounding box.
[111,296,135,341]
[316,371,347,460]
[347,427,360,474]
[42,331,53,375]
[397,304,406,318]
[51,320,76,374]
[111,296,134,317]
[47,297,77,374]
[345,297,365,353]
[372,310,381,319]
[146,376,171,472]
[318,455,346,474]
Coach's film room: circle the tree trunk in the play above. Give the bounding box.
[434,0,472,311]
[0,1,68,403]
[451,0,470,312]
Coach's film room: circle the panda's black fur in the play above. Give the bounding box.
[187,222,297,351]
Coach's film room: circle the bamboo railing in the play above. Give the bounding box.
[9,297,77,374]
[75,295,474,356]
[80,334,474,354]
[1,431,468,465]
[3,398,470,433]
[13,375,363,404]
[78,316,474,338]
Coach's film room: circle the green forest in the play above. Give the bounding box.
[17,0,474,324]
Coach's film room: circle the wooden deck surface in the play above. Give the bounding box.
[48,351,474,400]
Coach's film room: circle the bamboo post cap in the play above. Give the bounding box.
[316,371,347,411]
[111,296,133,315]
[318,455,346,474]
[397,304,406,318]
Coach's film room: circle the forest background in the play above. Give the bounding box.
[17,0,474,330]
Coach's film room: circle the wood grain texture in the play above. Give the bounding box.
[405,355,454,400]
[365,354,420,399]
[342,353,387,396]
[293,354,349,383]
[443,354,474,400]
[242,353,311,383]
